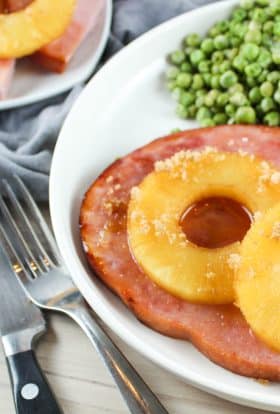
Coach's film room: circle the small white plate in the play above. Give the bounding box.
[0,0,112,111]
[50,0,280,411]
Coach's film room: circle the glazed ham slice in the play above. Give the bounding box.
[0,59,15,100]
[31,0,102,73]
[80,125,280,381]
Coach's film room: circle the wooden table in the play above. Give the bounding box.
[0,207,273,413]
[0,313,273,414]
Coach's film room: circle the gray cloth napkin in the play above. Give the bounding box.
[0,0,218,201]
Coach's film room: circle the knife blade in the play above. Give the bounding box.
[0,247,63,414]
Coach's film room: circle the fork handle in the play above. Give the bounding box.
[68,306,169,414]
[7,350,63,414]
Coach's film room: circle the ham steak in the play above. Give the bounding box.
[80,125,280,380]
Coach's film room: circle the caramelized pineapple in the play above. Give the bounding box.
[127,148,280,304]
[0,0,76,58]
[236,203,280,352]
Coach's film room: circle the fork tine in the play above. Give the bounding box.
[0,221,34,284]
[14,175,61,265]
[3,179,54,270]
[0,194,43,277]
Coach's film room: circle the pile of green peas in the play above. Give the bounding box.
[166,0,280,127]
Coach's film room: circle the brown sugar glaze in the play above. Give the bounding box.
[180,196,252,249]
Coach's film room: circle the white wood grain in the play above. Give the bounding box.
[0,313,273,413]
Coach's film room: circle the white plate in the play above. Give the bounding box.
[50,0,280,411]
[0,0,112,111]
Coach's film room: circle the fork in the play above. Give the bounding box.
[0,176,169,414]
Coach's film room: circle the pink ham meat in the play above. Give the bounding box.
[80,125,280,381]
[0,1,33,100]
[31,0,103,73]
[0,59,15,100]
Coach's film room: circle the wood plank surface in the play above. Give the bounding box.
[0,312,273,414]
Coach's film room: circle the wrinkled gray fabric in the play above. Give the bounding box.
[0,0,218,200]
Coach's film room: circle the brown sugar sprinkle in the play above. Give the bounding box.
[227,253,242,271]
[257,161,280,193]
[106,175,114,184]
[271,222,280,239]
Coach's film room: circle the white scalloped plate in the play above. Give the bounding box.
[50,0,280,411]
[0,0,112,111]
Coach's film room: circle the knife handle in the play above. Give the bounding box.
[6,350,63,414]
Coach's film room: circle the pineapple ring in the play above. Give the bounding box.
[235,203,280,352]
[127,148,280,304]
[0,0,76,58]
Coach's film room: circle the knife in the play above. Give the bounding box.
[0,248,63,414]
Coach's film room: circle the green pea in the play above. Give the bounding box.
[176,73,192,88]
[249,87,262,104]
[263,21,274,34]
[260,97,275,112]
[202,73,212,86]
[201,38,215,54]
[180,62,192,73]
[190,50,205,65]
[179,91,195,107]
[261,33,273,48]
[245,63,262,78]
[260,81,274,97]
[185,46,195,56]
[216,92,229,106]
[220,60,231,72]
[230,92,248,106]
[196,106,212,121]
[200,118,216,127]
[166,66,180,80]
[251,8,268,23]
[212,51,224,63]
[245,30,262,44]
[172,87,183,101]
[232,7,247,22]
[192,74,204,89]
[225,104,236,117]
[229,83,244,94]
[246,77,257,87]
[198,60,210,73]
[256,0,269,5]
[272,47,280,64]
[214,35,229,50]
[274,22,280,37]
[233,55,247,71]
[264,111,280,126]
[220,70,238,88]
[235,107,256,124]
[195,95,206,107]
[204,90,219,106]
[185,33,201,47]
[258,49,272,68]
[188,105,197,118]
[176,104,188,118]
[258,70,269,83]
[240,0,255,9]
[215,20,229,33]
[273,89,280,104]
[211,75,221,89]
[230,36,242,47]
[208,26,220,38]
[224,48,238,60]
[170,50,185,65]
[268,71,280,83]
[166,81,177,91]
[241,43,260,61]
[213,113,228,125]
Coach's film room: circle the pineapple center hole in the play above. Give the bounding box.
[180,196,252,249]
